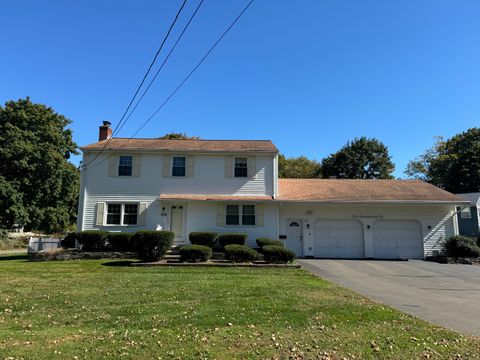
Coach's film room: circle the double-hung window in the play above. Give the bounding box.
[118,156,133,176]
[242,205,256,225]
[172,156,186,177]
[225,204,255,226]
[226,205,240,225]
[106,203,138,225]
[234,157,248,178]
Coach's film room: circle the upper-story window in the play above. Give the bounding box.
[234,157,248,178]
[118,156,133,176]
[172,156,186,177]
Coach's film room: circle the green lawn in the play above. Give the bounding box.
[1,256,479,359]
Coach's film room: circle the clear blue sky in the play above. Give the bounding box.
[1,1,479,177]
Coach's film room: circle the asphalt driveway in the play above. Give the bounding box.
[299,259,480,337]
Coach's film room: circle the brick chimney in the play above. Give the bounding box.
[99,121,112,141]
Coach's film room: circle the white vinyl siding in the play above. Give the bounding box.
[185,202,278,247]
[78,152,274,231]
[279,203,458,258]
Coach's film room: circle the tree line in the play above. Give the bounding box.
[1,98,479,233]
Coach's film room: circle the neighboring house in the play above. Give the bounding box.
[456,193,480,237]
[77,122,468,259]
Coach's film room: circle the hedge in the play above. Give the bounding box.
[262,245,295,263]
[60,232,77,249]
[217,233,247,248]
[444,235,480,258]
[107,232,134,252]
[256,238,284,248]
[76,231,108,251]
[189,232,217,248]
[132,230,174,262]
[179,245,212,263]
[224,244,258,263]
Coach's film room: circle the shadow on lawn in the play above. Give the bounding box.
[102,260,136,267]
[0,253,29,261]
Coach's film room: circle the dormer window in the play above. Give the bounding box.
[118,156,133,176]
[234,157,248,178]
[172,156,186,177]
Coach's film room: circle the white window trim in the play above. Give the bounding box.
[233,157,248,178]
[225,204,256,226]
[104,202,139,226]
[171,155,187,178]
[118,155,133,177]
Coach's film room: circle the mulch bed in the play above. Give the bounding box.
[426,255,479,265]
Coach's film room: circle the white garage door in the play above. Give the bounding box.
[314,219,364,258]
[373,220,423,259]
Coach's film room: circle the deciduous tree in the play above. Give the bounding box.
[405,128,480,193]
[321,137,395,179]
[0,98,79,232]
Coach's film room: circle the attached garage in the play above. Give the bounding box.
[373,220,424,259]
[314,219,364,258]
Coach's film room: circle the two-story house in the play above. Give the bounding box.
[77,122,468,259]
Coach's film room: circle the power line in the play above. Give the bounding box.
[115,0,206,137]
[82,0,188,168]
[84,0,255,172]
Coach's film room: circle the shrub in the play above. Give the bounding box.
[179,245,212,263]
[224,244,258,263]
[256,238,284,248]
[132,230,174,262]
[107,232,134,252]
[76,231,108,251]
[189,232,217,248]
[60,232,77,249]
[262,245,295,264]
[0,228,8,241]
[444,236,480,258]
[217,233,247,248]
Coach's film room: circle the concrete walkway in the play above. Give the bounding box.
[299,259,480,337]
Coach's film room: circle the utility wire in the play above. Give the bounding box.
[82,0,188,169]
[115,0,206,137]
[84,0,255,171]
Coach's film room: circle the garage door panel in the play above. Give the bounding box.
[373,220,423,259]
[314,219,364,258]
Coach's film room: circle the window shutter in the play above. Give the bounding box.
[186,156,194,178]
[108,156,117,177]
[96,202,106,226]
[248,157,256,178]
[216,203,225,226]
[132,155,142,177]
[162,156,171,177]
[225,157,233,178]
[138,202,147,226]
[255,204,264,226]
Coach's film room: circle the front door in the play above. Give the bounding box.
[170,205,184,241]
[285,219,303,257]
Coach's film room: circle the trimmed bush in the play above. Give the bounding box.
[217,233,247,248]
[262,245,295,264]
[224,244,258,263]
[444,235,480,258]
[60,232,77,249]
[189,232,217,248]
[179,245,212,263]
[107,232,134,252]
[256,238,284,248]
[132,230,174,262]
[76,231,108,251]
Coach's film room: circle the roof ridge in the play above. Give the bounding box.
[109,137,274,142]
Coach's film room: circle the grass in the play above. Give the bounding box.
[0,257,479,359]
